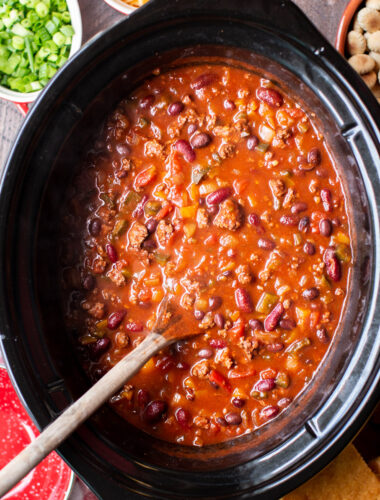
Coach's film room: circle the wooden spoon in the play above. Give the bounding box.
[0,297,190,496]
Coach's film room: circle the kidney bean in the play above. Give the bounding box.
[235,288,253,313]
[258,238,276,250]
[146,218,158,234]
[168,101,184,116]
[249,319,263,331]
[191,72,217,90]
[187,123,197,135]
[247,135,259,150]
[177,361,190,370]
[319,218,332,237]
[280,214,298,226]
[82,275,95,291]
[156,356,175,372]
[320,188,332,212]
[225,412,242,425]
[194,310,205,321]
[260,405,279,420]
[125,320,144,332]
[89,338,110,361]
[316,167,328,178]
[323,247,336,265]
[303,241,316,255]
[291,202,307,214]
[89,218,102,236]
[209,296,222,311]
[316,327,330,343]
[216,416,228,427]
[257,87,283,108]
[107,310,126,330]
[255,378,276,392]
[174,139,195,162]
[326,254,341,282]
[213,313,225,329]
[198,348,213,359]
[303,287,320,300]
[232,398,246,408]
[143,400,167,424]
[137,389,150,408]
[209,338,226,349]
[279,318,296,330]
[264,302,284,331]
[248,213,260,226]
[106,243,118,263]
[224,99,236,110]
[277,398,291,408]
[190,132,211,149]
[139,94,155,109]
[266,342,284,352]
[298,216,310,233]
[176,408,191,428]
[307,147,321,166]
[115,143,131,157]
[206,187,232,205]
[142,239,157,251]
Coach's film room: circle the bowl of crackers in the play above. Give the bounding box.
[336,0,380,103]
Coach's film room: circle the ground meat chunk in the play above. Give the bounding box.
[215,348,234,369]
[196,208,209,228]
[128,221,148,248]
[91,255,107,274]
[218,142,236,159]
[82,301,106,319]
[156,220,174,247]
[269,179,286,198]
[239,337,259,359]
[181,293,195,311]
[213,199,242,231]
[107,267,127,287]
[116,158,133,179]
[182,274,207,295]
[283,188,296,208]
[144,139,165,159]
[272,128,292,148]
[191,360,210,378]
[199,312,215,330]
[236,264,253,284]
[98,205,116,224]
[193,416,210,429]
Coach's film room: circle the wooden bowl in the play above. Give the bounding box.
[335,0,364,55]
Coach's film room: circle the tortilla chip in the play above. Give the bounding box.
[283,445,380,500]
[369,457,380,478]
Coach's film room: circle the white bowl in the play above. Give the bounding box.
[0,0,83,105]
[104,0,137,15]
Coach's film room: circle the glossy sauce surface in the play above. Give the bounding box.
[62,62,352,446]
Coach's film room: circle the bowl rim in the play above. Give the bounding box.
[0,0,83,104]
[103,0,137,15]
[335,0,364,55]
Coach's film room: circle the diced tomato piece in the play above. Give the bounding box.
[156,203,174,220]
[287,108,305,119]
[204,234,218,246]
[233,179,249,195]
[310,311,320,329]
[228,367,256,379]
[209,369,231,392]
[134,166,157,189]
[228,318,245,342]
[168,151,183,177]
[169,184,188,207]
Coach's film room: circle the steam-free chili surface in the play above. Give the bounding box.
[62,61,352,446]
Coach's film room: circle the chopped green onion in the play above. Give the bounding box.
[0,0,74,94]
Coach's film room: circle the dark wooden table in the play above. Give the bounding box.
[0,0,349,170]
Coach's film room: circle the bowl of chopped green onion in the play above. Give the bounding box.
[0,0,82,104]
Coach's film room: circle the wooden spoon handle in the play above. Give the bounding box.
[0,332,168,497]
